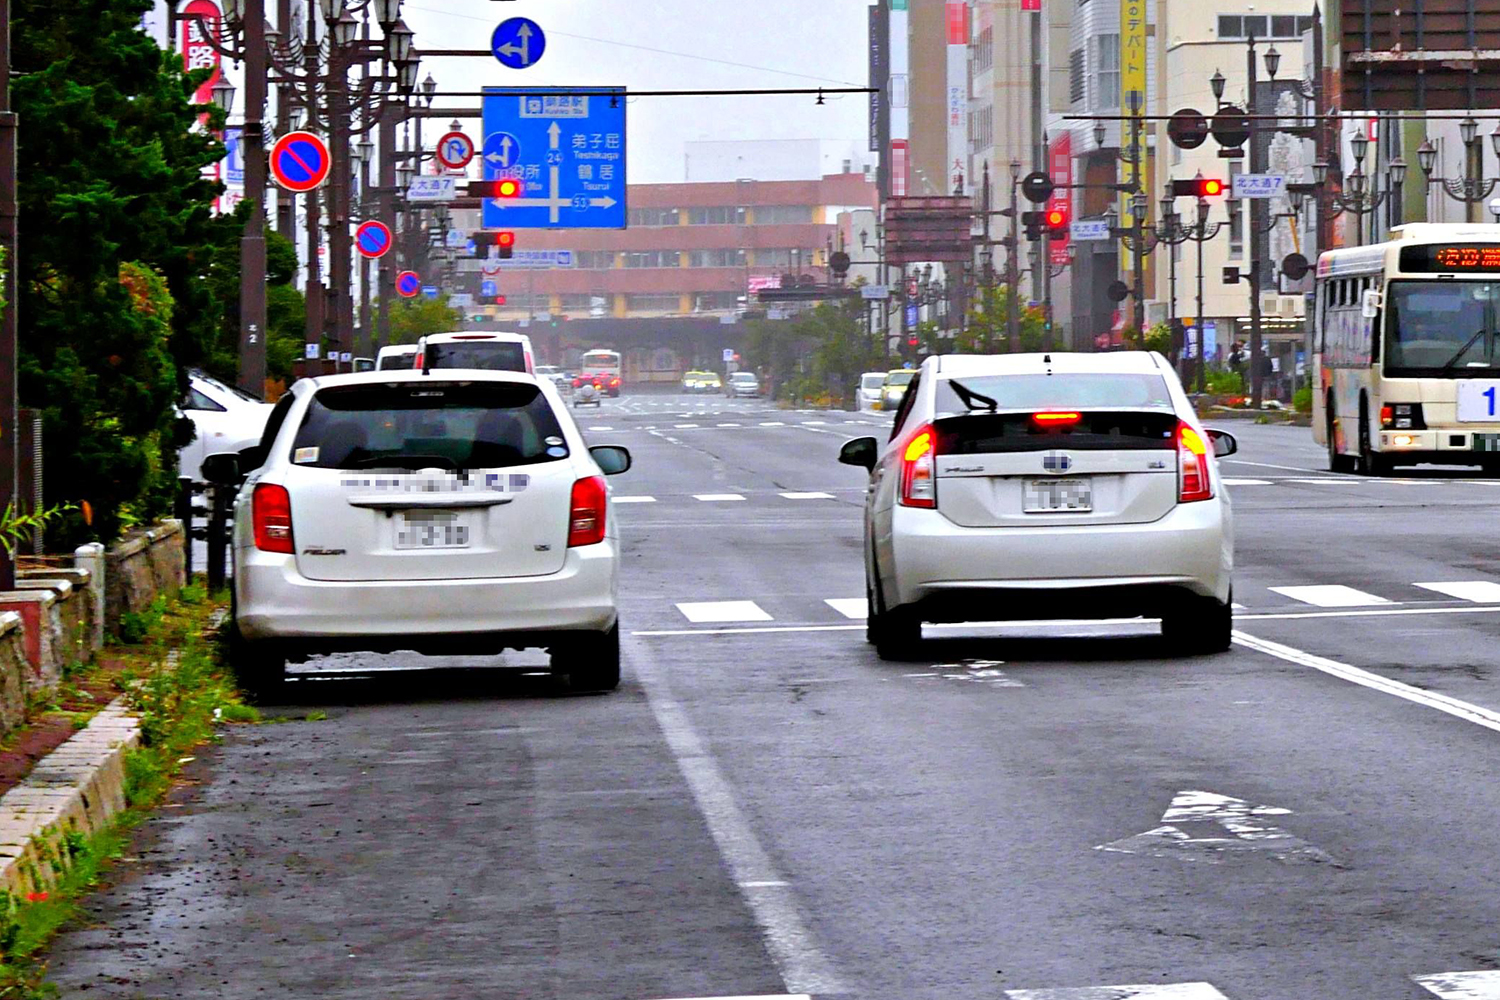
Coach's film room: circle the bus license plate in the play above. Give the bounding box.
[1024,479,1093,513]
[1456,381,1500,422]
[395,511,472,549]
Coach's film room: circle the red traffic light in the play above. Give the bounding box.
[1201,178,1224,196]
[496,231,515,248]
[496,178,521,198]
[469,178,524,198]
[907,336,919,347]
[1045,208,1068,229]
[495,294,507,305]
[1171,177,1227,198]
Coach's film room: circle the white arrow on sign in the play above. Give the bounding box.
[1007,983,1231,1000]
[496,21,534,66]
[1095,789,1332,865]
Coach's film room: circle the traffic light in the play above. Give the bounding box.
[497,230,515,260]
[1171,176,1226,198]
[469,177,523,198]
[1044,207,1069,238]
[495,294,507,306]
[1021,211,1043,241]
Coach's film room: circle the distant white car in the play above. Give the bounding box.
[534,364,572,394]
[859,371,887,411]
[210,370,630,694]
[178,371,273,483]
[415,331,534,373]
[725,371,760,398]
[376,345,417,371]
[840,351,1236,659]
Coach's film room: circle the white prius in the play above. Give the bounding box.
[839,351,1237,658]
[205,370,631,693]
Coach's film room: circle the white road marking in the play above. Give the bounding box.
[1415,581,1500,603]
[675,423,701,428]
[738,880,790,888]
[1220,478,1273,486]
[693,493,746,502]
[1006,984,1231,1000]
[1282,477,1366,485]
[803,420,827,425]
[644,996,809,1000]
[613,496,657,504]
[823,598,866,619]
[587,425,613,431]
[760,421,786,426]
[1269,584,1392,607]
[1096,789,1331,865]
[718,422,742,427]
[1223,458,1356,475]
[781,492,836,500]
[675,600,773,623]
[626,641,845,996]
[1233,630,1500,736]
[1414,971,1500,999]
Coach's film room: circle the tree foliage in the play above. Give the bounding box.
[958,282,1046,353]
[382,296,465,344]
[14,0,227,543]
[742,300,890,406]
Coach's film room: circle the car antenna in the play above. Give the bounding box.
[1042,354,1052,364]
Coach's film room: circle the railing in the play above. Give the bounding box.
[175,477,234,592]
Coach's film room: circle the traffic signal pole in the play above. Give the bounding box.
[1247,34,1266,409]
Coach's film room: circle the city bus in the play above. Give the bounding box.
[577,348,623,396]
[1313,223,1500,475]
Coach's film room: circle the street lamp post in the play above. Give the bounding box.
[1008,159,1021,352]
[1415,119,1500,223]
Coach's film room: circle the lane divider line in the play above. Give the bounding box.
[1232,630,1500,736]
[625,642,847,996]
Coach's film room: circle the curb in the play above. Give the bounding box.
[0,698,140,898]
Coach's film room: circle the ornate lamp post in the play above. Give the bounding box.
[1415,117,1500,223]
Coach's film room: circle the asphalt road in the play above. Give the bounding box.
[44,395,1500,1000]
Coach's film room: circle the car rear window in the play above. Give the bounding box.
[290,381,568,471]
[935,411,1181,453]
[377,352,415,370]
[862,374,886,389]
[424,341,527,371]
[935,372,1173,412]
[886,372,914,386]
[730,373,756,382]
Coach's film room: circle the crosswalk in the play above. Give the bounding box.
[662,578,1500,625]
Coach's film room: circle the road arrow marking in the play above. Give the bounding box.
[1007,983,1231,1000]
[1095,789,1333,865]
[1414,971,1500,999]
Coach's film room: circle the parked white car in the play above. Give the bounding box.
[839,351,1236,658]
[179,370,274,483]
[207,370,630,693]
[415,331,534,373]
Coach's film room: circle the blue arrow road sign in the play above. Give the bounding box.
[480,280,498,297]
[491,17,545,69]
[482,87,626,230]
[482,131,522,171]
[422,285,439,300]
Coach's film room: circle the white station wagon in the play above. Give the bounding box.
[840,351,1237,658]
[205,370,630,693]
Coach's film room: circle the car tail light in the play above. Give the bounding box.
[610,377,621,387]
[568,476,608,547]
[252,484,294,553]
[1177,422,1213,503]
[525,350,534,373]
[1033,411,1082,426]
[412,351,424,369]
[899,424,937,509]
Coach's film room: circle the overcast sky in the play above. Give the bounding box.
[396,1,870,184]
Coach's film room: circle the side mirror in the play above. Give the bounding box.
[237,444,267,473]
[200,452,241,486]
[590,445,632,476]
[839,436,879,471]
[1361,288,1383,320]
[1206,428,1238,458]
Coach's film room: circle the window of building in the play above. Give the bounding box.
[1070,48,1085,104]
[974,26,993,73]
[622,250,681,268]
[573,250,616,269]
[688,249,745,267]
[756,205,814,224]
[625,294,681,313]
[1218,13,1311,39]
[693,291,742,311]
[628,207,680,227]
[1092,34,1120,110]
[688,205,745,225]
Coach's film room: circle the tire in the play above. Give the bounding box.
[866,574,921,660]
[1326,402,1354,473]
[1358,402,1391,476]
[552,623,621,692]
[227,621,286,699]
[1161,593,1233,655]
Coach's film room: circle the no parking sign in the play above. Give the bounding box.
[396,271,421,298]
[269,131,331,192]
[354,220,392,259]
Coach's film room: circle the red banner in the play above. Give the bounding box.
[945,2,967,44]
[180,0,223,105]
[890,139,909,197]
[1047,132,1072,266]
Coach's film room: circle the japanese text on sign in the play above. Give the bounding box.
[406,177,457,202]
[1231,174,1287,199]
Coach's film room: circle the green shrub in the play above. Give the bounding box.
[1293,386,1313,413]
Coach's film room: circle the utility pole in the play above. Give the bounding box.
[1008,161,1021,352]
[1247,34,1266,409]
[302,3,324,369]
[1129,92,1146,342]
[238,0,267,397]
[1029,7,1044,309]
[0,0,18,590]
[1196,198,1208,393]
[275,0,294,240]
[327,39,351,371]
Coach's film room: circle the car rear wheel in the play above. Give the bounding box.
[1161,594,1233,655]
[866,582,920,660]
[553,623,621,692]
[227,621,287,699]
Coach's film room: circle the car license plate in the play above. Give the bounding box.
[1456,381,1500,422]
[394,511,471,549]
[1024,478,1093,513]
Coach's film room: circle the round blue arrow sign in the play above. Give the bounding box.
[491,17,545,69]
[354,220,392,259]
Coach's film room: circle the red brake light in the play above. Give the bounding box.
[610,377,621,386]
[1178,422,1213,503]
[568,476,608,547]
[899,424,937,509]
[413,351,424,368]
[252,483,294,553]
[1379,404,1393,427]
[525,350,534,373]
[1033,411,1082,426]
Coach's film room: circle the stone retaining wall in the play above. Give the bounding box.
[104,521,185,638]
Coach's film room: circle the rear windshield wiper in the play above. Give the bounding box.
[946,379,998,412]
[1441,329,1491,370]
[344,454,458,471]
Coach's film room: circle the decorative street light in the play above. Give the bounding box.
[1417,118,1500,222]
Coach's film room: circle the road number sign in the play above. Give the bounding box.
[269,131,331,193]
[1457,381,1500,422]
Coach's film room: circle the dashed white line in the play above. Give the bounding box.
[1221,478,1274,486]
[780,492,835,500]
[1270,584,1392,607]
[693,493,746,502]
[675,423,700,428]
[1415,581,1500,603]
[823,598,867,619]
[718,422,742,427]
[760,421,786,426]
[612,496,657,504]
[675,600,772,623]
[587,425,613,431]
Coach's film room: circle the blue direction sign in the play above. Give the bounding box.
[421,285,439,300]
[491,17,546,69]
[482,87,626,230]
[480,280,498,297]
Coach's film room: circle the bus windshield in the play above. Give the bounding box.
[1385,280,1500,376]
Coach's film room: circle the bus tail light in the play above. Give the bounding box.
[899,424,937,509]
[252,484,295,553]
[1382,403,1424,430]
[1177,422,1213,503]
[568,476,608,547]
